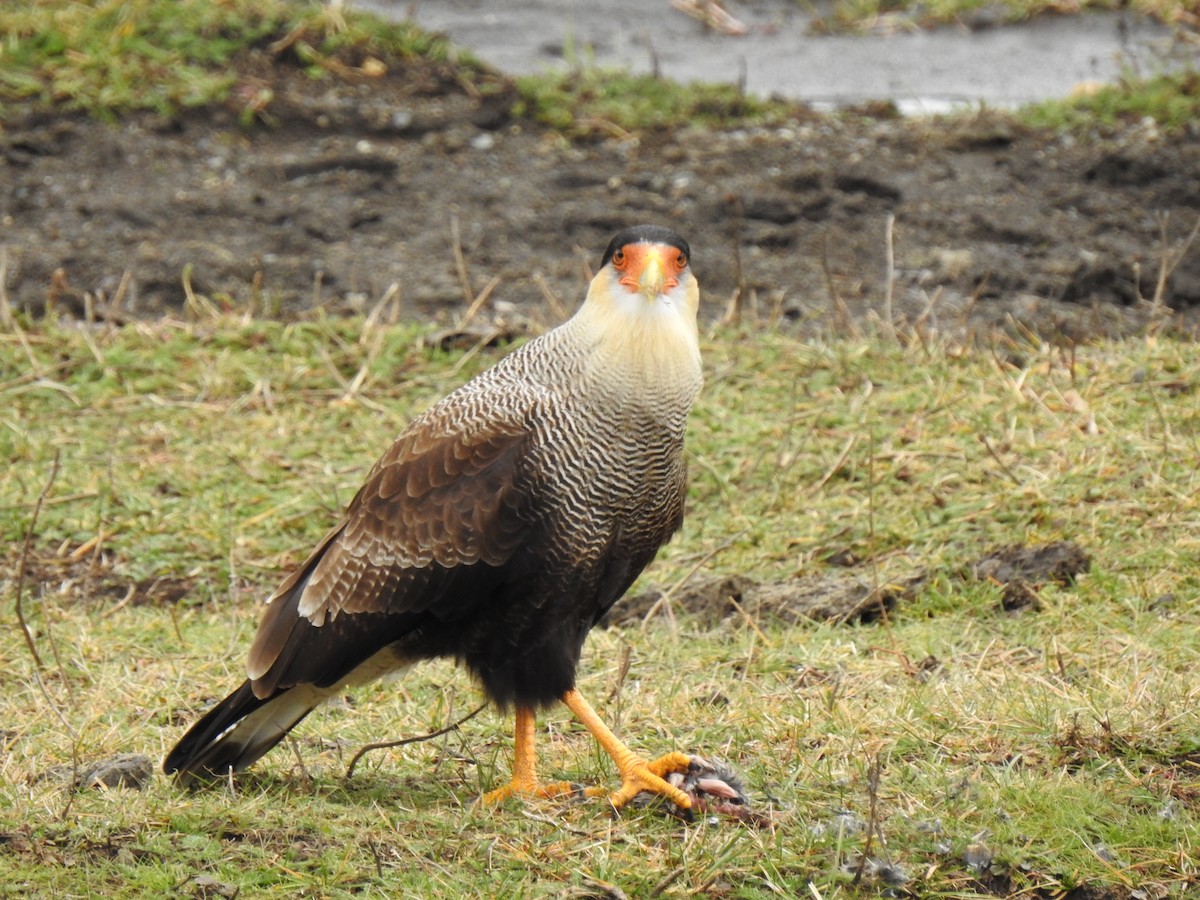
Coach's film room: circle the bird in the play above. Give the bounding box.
[163,224,704,812]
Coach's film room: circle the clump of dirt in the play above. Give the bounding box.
[609,572,899,628]
[967,540,1091,611]
[3,48,1199,340]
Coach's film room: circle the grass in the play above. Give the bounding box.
[1022,70,1200,132]
[0,0,471,119]
[1,1,1199,896]
[0,0,802,135]
[514,68,799,137]
[811,0,1200,32]
[2,306,1199,897]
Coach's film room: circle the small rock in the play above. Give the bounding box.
[470,132,496,151]
[77,754,155,790]
[551,880,627,900]
[188,874,239,899]
[964,841,994,871]
[1093,842,1118,863]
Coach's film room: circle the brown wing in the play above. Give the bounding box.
[245,414,535,693]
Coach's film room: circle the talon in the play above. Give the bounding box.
[481,777,588,805]
[608,751,694,811]
[479,706,588,806]
[559,689,697,814]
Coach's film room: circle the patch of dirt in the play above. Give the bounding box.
[3,48,1200,339]
[612,540,1089,627]
[5,541,198,609]
[609,572,898,627]
[0,824,144,868]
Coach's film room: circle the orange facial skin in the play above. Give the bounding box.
[610,243,688,295]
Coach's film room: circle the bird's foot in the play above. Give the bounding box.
[608,750,694,812]
[480,776,591,806]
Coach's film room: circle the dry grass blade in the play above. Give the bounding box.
[0,246,12,330]
[883,213,897,342]
[456,275,502,332]
[14,453,61,672]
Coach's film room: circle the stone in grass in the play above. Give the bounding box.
[963,841,994,871]
[78,754,155,789]
[36,754,155,790]
[188,874,239,899]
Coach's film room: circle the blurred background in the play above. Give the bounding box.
[366,0,1193,112]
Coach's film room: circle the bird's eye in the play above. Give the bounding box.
[612,249,625,267]
[676,252,687,268]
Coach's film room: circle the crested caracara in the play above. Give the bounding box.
[164,225,703,811]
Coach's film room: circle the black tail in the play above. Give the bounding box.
[163,680,323,782]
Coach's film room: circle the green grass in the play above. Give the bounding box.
[0,0,468,119]
[812,0,1199,32]
[1022,70,1200,132]
[2,309,1199,897]
[514,68,800,137]
[0,0,802,134]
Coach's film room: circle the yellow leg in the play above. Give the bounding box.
[479,706,584,804]
[561,688,692,811]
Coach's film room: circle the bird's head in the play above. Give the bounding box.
[575,226,701,373]
[595,224,698,319]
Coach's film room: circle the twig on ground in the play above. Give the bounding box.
[533,272,567,324]
[852,755,884,885]
[806,435,857,497]
[14,451,83,819]
[1146,212,1200,333]
[344,702,487,781]
[361,282,402,343]
[979,434,1022,485]
[670,0,749,35]
[821,233,857,338]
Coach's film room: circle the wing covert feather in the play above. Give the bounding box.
[299,420,533,621]
[246,410,538,686]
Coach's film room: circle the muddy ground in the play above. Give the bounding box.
[2,48,1200,341]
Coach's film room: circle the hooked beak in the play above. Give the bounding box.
[638,251,665,299]
[617,245,679,299]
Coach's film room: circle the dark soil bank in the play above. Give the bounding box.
[3,51,1199,340]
